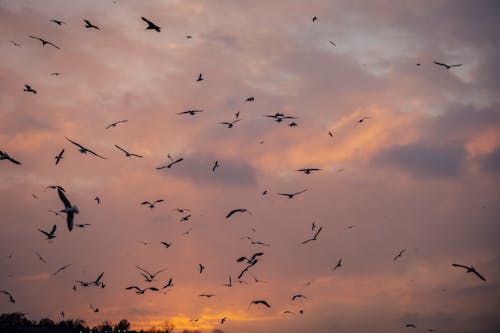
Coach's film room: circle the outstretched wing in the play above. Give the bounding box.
[57,188,71,208]
[114,144,128,154]
[65,137,85,150]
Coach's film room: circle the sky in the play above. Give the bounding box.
[1,0,500,332]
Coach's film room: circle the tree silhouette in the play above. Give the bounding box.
[115,319,131,331]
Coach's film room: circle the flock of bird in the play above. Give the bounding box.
[0,7,484,333]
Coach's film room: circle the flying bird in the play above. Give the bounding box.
[76,272,104,287]
[54,149,64,165]
[57,187,79,231]
[406,324,417,328]
[141,17,161,32]
[39,225,57,241]
[393,249,406,261]
[226,208,253,219]
[328,131,333,137]
[141,199,164,208]
[75,223,92,228]
[0,150,21,164]
[237,252,264,265]
[329,40,336,46]
[219,119,241,128]
[114,144,143,158]
[84,19,99,29]
[24,84,37,94]
[156,158,183,169]
[264,113,297,123]
[355,117,371,127]
[199,293,216,298]
[136,266,167,281]
[160,241,172,248]
[332,258,342,271]
[178,109,204,116]
[297,168,321,175]
[94,196,100,204]
[162,278,173,289]
[53,264,72,275]
[292,294,306,301]
[433,61,462,70]
[312,16,318,22]
[302,226,323,244]
[221,317,227,324]
[10,40,21,47]
[212,160,219,172]
[452,264,486,281]
[89,304,99,313]
[173,208,190,213]
[126,286,159,294]
[0,291,15,304]
[35,252,47,264]
[29,36,60,49]
[65,137,107,159]
[105,120,128,129]
[51,72,60,76]
[180,214,191,222]
[278,189,307,199]
[245,97,254,102]
[50,19,65,25]
[196,73,203,82]
[249,300,271,308]
[289,122,297,127]
[199,264,205,273]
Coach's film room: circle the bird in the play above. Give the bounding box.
[94,196,100,204]
[178,109,204,116]
[114,144,143,158]
[39,225,57,241]
[179,214,191,222]
[196,73,203,81]
[0,291,15,304]
[278,189,307,199]
[226,208,253,219]
[212,160,219,172]
[126,286,159,294]
[245,97,255,102]
[0,150,21,164]
[452,264,486,281]
[312,16,318,22]
[199,264,205,273]
[219,119,241,128]
[328,131,333,137]
[355,117,371,127]
[84,19,99,29]
[406,324,417,328]
[249,300,271,308]
[329,40,336,46]
[302,226,323,244]
[292,294,306,301]
[223,275,232,287]
[199,293,215,298]
[312,221,316,231]
[156,158,183,169]
[264,113,297,122]
[76,272,104,287]
[75,223,92,228]
[50,19,65,25]
[221,317,227,324]
[89,304,99,313]
[141,199,164,209]
[173,208,190,213]
[60,311,65,318]
[162,278,173,289]
[29,36,60,49]
[332,258,342,271]
[289,122,297,127]
[297,168,321,175]
[136,266,167,281]
[141,17,161,32]
[137,241,151,246]
[24,84,37,94]
[54,149,64,165]
[35,252,47,264]
[235,111,240,119]
[237,252,264,265]
[57,187,79,231]
[65,137,107,159]
[9,40,21,47]
[393,249,406,261]
[433,61,462,70]
[53,264,72,275]
[160,241,172,248]
[105,120,128,129]
[50,72,60,76]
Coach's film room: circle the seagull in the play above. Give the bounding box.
[196,73,203,82]
[39,225,57,241]
[75,223,92,228]
[452,264,486,281]
[136,266,167,281]
[84,19,99,29]
[297,168,321,175]
[329,40,336,46]
[311,221,316,231]
[160,241,172,248]
[89,304,99,313]
[264,113,297,123]
[332,258,342,271]
[278,189,307,199]
[105,120,128,129]
[54,149,64,165]
[50,19,65,25]
[0,150,21,164]
[178,109,204,116]
[433,61,462,70]
[219,119,241,128]
[173,208,190,213]
[226,208,252,219]
[355,117,371,127]
[283,310,296,315]
[235,111,240,119]
[35,252,47,264]
[212,160,219,172]
[10,40,21,47]
[53,264,72,275]
[46,185,65,192]
[237,252,264,265]
[76,272,104,287]
[328,131,333,137]
[393,249,406,261]
[162,278,173,289]
[406,324,417,328]
[199,293,215,298]
[0,291,15,304]
[302,226,323,244]
[180,214,191,222]
[141,199,164,208]
[51,72,60,76]
[94,196,100,204]
[245,97,254,102]
[249,300,271,308]
[65,137,107,159]
[29,36,60,49]
[156,158,183,169]
[289,122,298,127]
[199,264,205,273]
[24,84,37,94]
[114,144,143,158]
[141,17,161,32]
[126,286,159,294]
[221,317,227,324]
[292,294,306,301]
[57,187,79,231]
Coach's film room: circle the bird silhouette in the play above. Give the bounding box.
[249,300,271,308]
[136,266,167,281]
[65,137,107,159]
[50,19,65,25]
[29,36,60,49]
[35,252,47,264]
[199,293,216,298]
[212,160,219,172]
[57,187,79,231]
[106,120,128,129]
[76,272,104,287]
[393,249,406,261]
[0,150,21,164]
[219,119,241,128]
[433,61,462,70]
[245,97,254,102]
[199,264,205,273]
[126,286,159,294]
[452,264,486,281]
[237,252,264,265]
[141,17,161,32]
[38,225,57,240]
[180,214,191,222]
[54,149,64,165]
[302,226,323,244]
[292,294,306,301]
[156,158,183,169]
[162,278,173,289]
[84,19,99,29]
[178,109,204,116]
[196,73,203,81]
[0,291,15,304]
[114,144,143,158]
[264,113,297,122]
[278,189,307,199]
[221,317,227,324]
[24,84,37,94]
[406,324,417,328]
[355,117,371,127]
[329,40,336,46]
[160,241,172,248]
[332,258,342,271]
[297,168,321,175]
[141,199,164,208]
[89,304,99,312]
[312,16,318,22]
[10,40,21,47]
[53,264,72,275]
[226,208,253,219]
